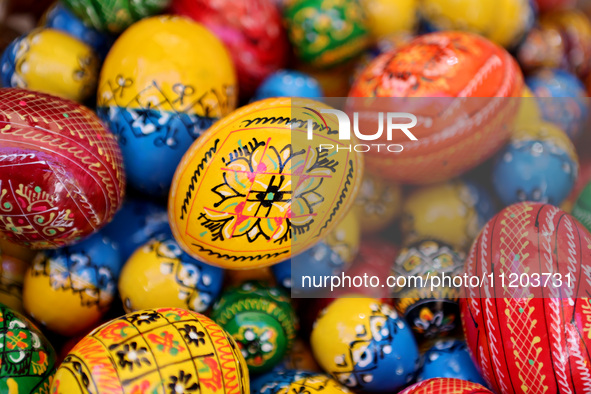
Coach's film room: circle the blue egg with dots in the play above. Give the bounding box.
[272,258,292,289]
[418,340,487,386]
[492,121,578,207]
[253,70,323,100]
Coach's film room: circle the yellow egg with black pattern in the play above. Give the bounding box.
[169,97,364,269]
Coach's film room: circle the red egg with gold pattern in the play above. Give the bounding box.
[0,88,125,249]
[460,202,591,394]
[171,0,289,98]
[399,378,493,394]
[349,31,523,184]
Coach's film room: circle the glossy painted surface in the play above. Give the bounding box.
[251,370,352,393]
[417,340,487,385]
[526,68,589,141]
[350,32,523,184]
[172,0,289,98]
[1,29,99,102]
[100,198,170,262]
[399,378,493,394]
[61,0,171,33]
[97,16,237,196]
[461,202,591,393]
[0,253,28,313]
[42,2,112,59]
[310,298,419,392]
[253,70,323,100]
[284,0,370,68]
[23,232,121,336]
[392,240,465,342]
[51,307,250,393]
[492,120,578,206]
[0,88,125,249]
[211,281,297,373]
[119,234,224,313]
[168,97,363,269]
[573,182,591,233]
[353,172,402,233]
[401,179,496,251]
[0,305,57,394]
[420,0,534,48]
[361,0,417,39]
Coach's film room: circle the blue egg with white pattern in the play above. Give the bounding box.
[96,106,215,196]
[492,121,578,207]
[253,70,323,100]
[271,258,292,289]
[43,2,113,59]
[526,68,588,141]
[100,197,170,262]
[418,340,487,386]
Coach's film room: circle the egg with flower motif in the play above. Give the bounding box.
[51,307,250,393]
[349,31,523,183]
[119,234,224,313]
[169,97,363,269]
[284,0,370,68]
[0,88,125,249]
[0,304,57,394]
[211,281,297,373]
[97,15,237,196]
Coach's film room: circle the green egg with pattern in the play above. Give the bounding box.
[211,281,297,374]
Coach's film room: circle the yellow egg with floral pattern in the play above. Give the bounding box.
[169,97,364,269]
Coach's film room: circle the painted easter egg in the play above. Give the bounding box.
[391,239,465,342]
[0,253,28,312]
[0,88,125,249]
[0,304,57,394]
[97,15,236,197]
[417,340,486,385]
[352,172,402,234]
[253,70,323,101]
[211,281,297,373]
[310,298,419,392]
[100,198,170,262]
[1,28,99,102]
[526,68,588,141]
[284,0,370,68]
[290,209,360,295]
[360,0,417,40]
[573,182,591,233]
[461,202,591,393]
[168,97,363,269]
[401,179,496,251]
[349,31,523,184]
[51,307,250,393]
[420,0,534,48]
[399,378,493,394]
[540,10,591,77]
[252,369,352,393]
[172,0,289,98]
[61,0,171,33]
[42,2,113,59]
[23,232,121,336]
[119,234,224,313]
[492,120,578,207]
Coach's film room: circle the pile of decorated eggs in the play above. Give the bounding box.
[2,1,591,393]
